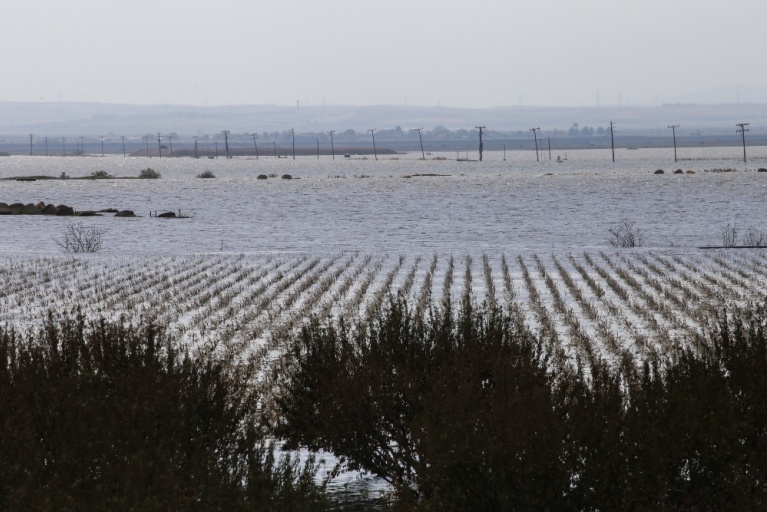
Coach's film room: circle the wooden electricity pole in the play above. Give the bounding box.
[369,129,377,160]
[328,130,336,160]
[222,130,230,159]
[251,133,259,159]
[610,121,616,162]
[736,123,749,163]
[668,124,680,162]
[530,127,540,162]
[475,126,486,161]
[413,128,425,160]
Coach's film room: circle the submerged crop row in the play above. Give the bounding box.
[1,250,765,363]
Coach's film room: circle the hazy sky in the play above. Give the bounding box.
[3,0,766,108]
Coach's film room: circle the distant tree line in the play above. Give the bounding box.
[201,125,611,145]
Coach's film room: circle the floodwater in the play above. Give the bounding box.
[1,146,765,256]
[2,146,766,505]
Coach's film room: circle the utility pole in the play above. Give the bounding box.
[157,133,162,158]
[250,133,259,159]
[609,121,616,162]
[100,136,105,156]
[29,134,33,156]
[328,130,335,160]
[291,128,296,160]
[413,128,425,160]
[503,143,506,161]
[668,124,680,162]
[530,127,540,162]
[193,136,199,159]
[122,136,126,157]
[548,137,552,161]
[736,123,749,163]
[475,126,486,161]
[369,129,377,160]
[222,130,230,159]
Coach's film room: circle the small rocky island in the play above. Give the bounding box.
[0,201,135,217]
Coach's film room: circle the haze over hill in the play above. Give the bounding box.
[1,100,767,138]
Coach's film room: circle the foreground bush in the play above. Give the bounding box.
[0,313,325,511]
[276,297,767,510]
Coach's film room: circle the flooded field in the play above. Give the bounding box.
[1,147,766,255]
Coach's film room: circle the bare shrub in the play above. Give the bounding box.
[196,170,216,178]
[722,224,738,247]
[0,314,325,510]
[607,219,648,248]
[743,227,766,247]
[54,222,105,253]
[138,167,161,179]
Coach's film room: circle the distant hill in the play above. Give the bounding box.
[1,101,766,137]
[657,85,767,106]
